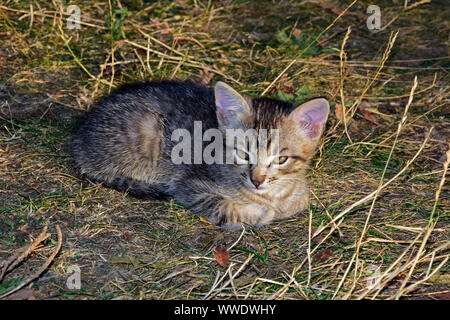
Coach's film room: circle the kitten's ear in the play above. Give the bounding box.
[214,81,252,129]
[289,98,330,138]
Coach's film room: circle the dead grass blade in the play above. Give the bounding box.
[313,127,433,241]
[261,0,358,96]
[0,225,63,299]
[393,146,450,299]
[339,26,352,143]
[0,226,50,282]
[335,76,418,299]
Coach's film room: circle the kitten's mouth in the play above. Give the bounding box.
[252,187,269,195]
[244,181,270,194]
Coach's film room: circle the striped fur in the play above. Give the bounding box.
[70,80,329,228]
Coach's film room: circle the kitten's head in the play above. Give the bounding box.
[214,81,329,195]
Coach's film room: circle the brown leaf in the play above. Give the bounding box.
[360,109,380,125]
[215,247,230,267]
[335,103,344,121]
[281,86,294,94]
[261,232,276,240]
[291,28,302,38]
[269,86,278,95]
[173,37,186,45]
[436,293,450,300]
[6,288,36,300]
[95,182,104,189]
[123,231,133,241]
[314,248,333,262]
[199,216,213,225]
[335,103,352,123]
[103,65,120,76]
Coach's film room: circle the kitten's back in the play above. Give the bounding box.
[70,81,217,196]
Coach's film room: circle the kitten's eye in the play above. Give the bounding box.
[273,156,288,165]
[235,149,249,161]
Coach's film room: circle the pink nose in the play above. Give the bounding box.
[251,176,266,188]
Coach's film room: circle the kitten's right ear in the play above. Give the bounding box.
[214,81,252,129]
[289,98,330,139]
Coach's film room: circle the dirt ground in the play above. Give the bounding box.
[0,0,448,300]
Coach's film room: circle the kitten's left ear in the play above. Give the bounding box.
[214,81,252,129]
[289,98,330,138]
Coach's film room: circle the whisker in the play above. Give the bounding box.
[276,178,304,182]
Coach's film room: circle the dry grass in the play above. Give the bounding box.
[0,0,448,300]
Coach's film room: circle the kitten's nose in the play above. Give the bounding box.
[251,176,266,188]
[251,168,266,188]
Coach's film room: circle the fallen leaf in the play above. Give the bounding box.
[261,232,276,240]
[215,247,230,267]
[335,104,352,123]
[6,288,36,300]
[364,106,394,121]
[95,182,104,189]
[314,248,333,262]
[199,216,213,225]
[291,28,302,39]
[269,85,278,95]
[359,104,393,125]
[110,255,142,268]
[102,65,120,75]
[281,86,294,94]
[335,103,344,121]
[436,293,450,300]
[123,231,133,241]
[360,108,380,125]
[173,37,186,45]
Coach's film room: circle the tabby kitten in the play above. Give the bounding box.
[71,81,329,228]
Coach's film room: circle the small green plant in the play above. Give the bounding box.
[276,29,333,57]
[107,7,130,44]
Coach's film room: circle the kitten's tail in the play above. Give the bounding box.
[75,171,170,200]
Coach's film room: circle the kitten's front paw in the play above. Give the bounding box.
[214,200,272,228]
[277,191,309,220]
[241,203,272,225]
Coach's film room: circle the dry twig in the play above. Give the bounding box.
[0,225,63,299]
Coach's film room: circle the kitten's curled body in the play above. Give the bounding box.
[71,81,329,228]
